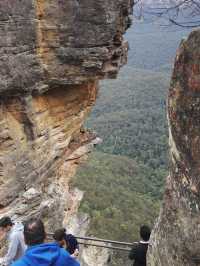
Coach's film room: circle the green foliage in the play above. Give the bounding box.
[72,152,160,243]
[72,65,169,265]
[71,21,190,266]
[87,67,169,176]
[71,65,170,265]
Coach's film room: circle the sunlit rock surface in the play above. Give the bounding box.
[0,0,133,259]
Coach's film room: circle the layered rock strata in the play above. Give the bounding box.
[148,30,200,266]
[0,0,133,245]
[0,83,98,228]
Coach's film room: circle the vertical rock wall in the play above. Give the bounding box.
[0,82,98,229]
[148,30,200,266]
[0,0,133,235]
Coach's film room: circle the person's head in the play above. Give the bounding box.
[24,218,46,246]
[0,216,13,234]
[53,228,66,247]
[140,225,151,241]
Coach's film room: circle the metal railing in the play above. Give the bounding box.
[48,233,135,252]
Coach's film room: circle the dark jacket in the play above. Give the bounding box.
[64,234,79,255]
[129,241,149,266]
[12,243,80,266]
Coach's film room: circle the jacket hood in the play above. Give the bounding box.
[23,243,62,266]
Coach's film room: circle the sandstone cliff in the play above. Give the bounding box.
[148,30,200,266]
[0,0,133,239]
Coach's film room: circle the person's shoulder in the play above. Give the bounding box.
[66,233,76,240]
[10,231,20,241]
[132,242,140,249]
[12,258,27,266]
[10,225,24,237]
[66,233,74,237]
[139,241,149,247]
[10,230,24,243]
[65,234,78,246]
[60,248,70,257]
[59,248,72,260]
[138,242,149,253]
[129,243,139,260]
[59,249,80,266]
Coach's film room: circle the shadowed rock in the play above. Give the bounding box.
[148,29,200,266]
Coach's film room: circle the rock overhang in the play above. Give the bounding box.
[0,0,134,96]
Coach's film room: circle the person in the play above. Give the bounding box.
[12,218,80,266]
[129,225,151,266]
[53,228,79,258]
[0,216,26,266]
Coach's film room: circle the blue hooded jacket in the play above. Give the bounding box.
[12,243,80,266]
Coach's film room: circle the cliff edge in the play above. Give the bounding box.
[0,0,133,234]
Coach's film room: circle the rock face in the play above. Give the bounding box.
[148,30,200,266]
[0,0,133,237]
[0,0,133,95]
[0,83,98,229]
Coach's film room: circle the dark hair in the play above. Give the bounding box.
[140,225,151,241]
[24,219,46,246]
[0,217,13,228]
[53,228,66,242]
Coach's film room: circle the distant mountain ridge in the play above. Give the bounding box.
[134,0,175,18]
[142,0,173,7]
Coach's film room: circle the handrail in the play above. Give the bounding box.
[47,233,135,251]
[78,242,132,252]
[75,236,136,247]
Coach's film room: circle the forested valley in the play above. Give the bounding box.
[72,20,190,265]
